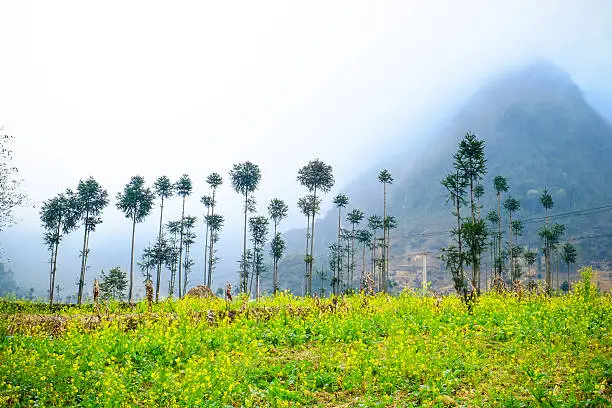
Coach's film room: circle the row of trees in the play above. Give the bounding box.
[441,132,577,296]
[40,158,398,303]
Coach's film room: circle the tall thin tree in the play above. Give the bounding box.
[200,195,212,285]
[153,176,173,301]
[493,176,508,278]
[205,173,223,286]
[175,174,192,298]
[441,171,468,294]
[454,132,487,287]
[377,169,393,291]
[74,177,109,305]
[503,196,520,282]
[332,194,348,293]
[297,194,320,295]
[229,162,261,293]
[249,215,269,299]
[355,229,373,288]
[40,191,78,305]
[346,209,364,289]
[117,175,155,302]
[268,198,288,294]
[560,242,577,291]
[297,159,334,295]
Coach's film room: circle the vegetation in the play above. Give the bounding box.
[116,176,155,302]
[0,272,609,407]
[98,267,128,301]
[0,130,27,231]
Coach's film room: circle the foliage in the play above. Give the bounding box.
[98,267,128,301]
[0,131,27,231]
[1,292,609,406]
[73,177,109,304]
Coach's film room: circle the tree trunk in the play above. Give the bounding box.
[183,244,190,295]
[208,188,216,287]
[382,183,387,292]
[508,212,513,282]
[242,192,248,293]
[336,207,341,294]
[203,205,210,286]
[77,211,89,305]
[497,192,502,278]
[386,225,390,291]
[361,243,366,289]
[49,217,61,305]
[273,222,278,295]
[128,212,137,302]
[156,197,165,302]
[304,214,310,297]
[178,196,186,298]
[567,263,570,291]
[350,225,355,290]
[371,236,376,290]
[308,187,317,296]
[470,177,477,286]
[456,188,463,287]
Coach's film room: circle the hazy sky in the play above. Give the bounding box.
[1,1,611,291]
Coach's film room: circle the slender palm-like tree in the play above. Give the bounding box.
[384,215,397,289]
[503,196,520,282]
[174,174,192,298]
[205,213,224,287]
[540,188,554,226]
[355,229,373,288]
[367,215,383,290]
[138,244,156,283]
[454,132,487,287]
[539,188,555,291]
[441,171,468,293]
[485,210,499,290]
[117,176,155,302]
[297,159,334,295]
[297,194,320,295]
[268,198,288,294]
[181,215,197,294]
[40,191,78,305]
[523,250,538,282]
[166,220,181,297]
[153,176,173,301]
[346,209,364,289]
[229,162,261,293]
[249,215,269,299]
[205,173,222,286]
[73,177,109,304]
[377,169,393,291]
[493,176,508,277]
[560,242,577,291]
[539,222,565,295]
[200,195,212,285]
[332,194,348,293]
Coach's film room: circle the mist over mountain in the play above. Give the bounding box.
[277,60,612,293]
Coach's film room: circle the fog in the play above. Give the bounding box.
[1,0,611,295]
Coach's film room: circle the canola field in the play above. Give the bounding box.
[0,280,610,407]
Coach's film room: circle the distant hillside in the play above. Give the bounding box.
[276,60,612,294]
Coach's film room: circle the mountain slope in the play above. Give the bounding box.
[277,60,612,293]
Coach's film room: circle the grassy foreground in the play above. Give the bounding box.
[0,283,610,406]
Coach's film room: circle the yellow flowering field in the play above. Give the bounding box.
[0,281,610,406]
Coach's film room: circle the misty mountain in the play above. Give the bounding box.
[277,60,612,293]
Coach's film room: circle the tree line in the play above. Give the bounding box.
[441,132,578,298]
[40,160,396,304]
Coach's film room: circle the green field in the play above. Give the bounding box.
[1,277,610,407]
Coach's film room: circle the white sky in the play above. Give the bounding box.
[1,0,611,291]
